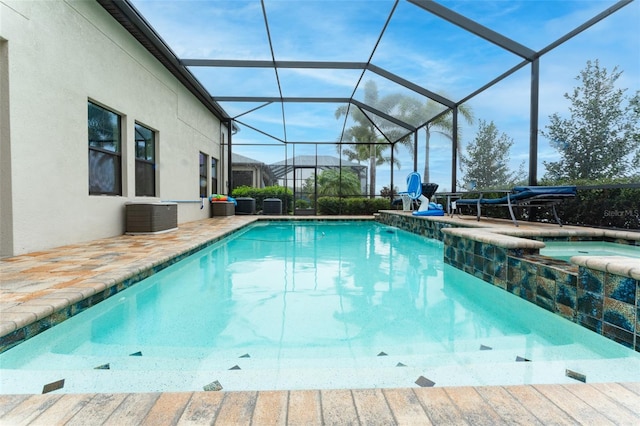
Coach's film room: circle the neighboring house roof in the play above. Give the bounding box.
[232,153,265,165]
[269,155,366,179]
[270,155,364,168]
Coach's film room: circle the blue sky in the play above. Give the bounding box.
[132,0,639,191]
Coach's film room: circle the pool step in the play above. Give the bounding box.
[2,355,639,394]
[4,334,638,394]
[42,332,615,361]
[7,333,631,372]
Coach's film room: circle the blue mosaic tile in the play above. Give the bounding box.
[507,265,521,283]
[494,247,507,263]
[522,288,535,303]
[603,311,634,333]
[508,257,522,269]
[494,278,507,290]
[525,273,538,292]
[518,272,533,291]
[540,266,558,280]
[577,290,603,318]
[506,281,520,295]
[463,238,473,252]
[579,267,604,293]
[494,264,506,280]
[536,276,555,300]
[561,271,578,288]
[602,323,634,349]
[473,254,483,271]
[603,298,635,332]
[509,248,524,258]
[605,274,637,305]
[444,245,455,259]
[556,283,577,309]
[0,328,26,353]
[637,306,639,338]
[556,303,576,321]
[535,295,555,312]
[524,261,538,275]
[483,244,496,261]
[577,313,602,333]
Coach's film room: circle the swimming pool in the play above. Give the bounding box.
[1,221,638,394]
[540,241,640,261]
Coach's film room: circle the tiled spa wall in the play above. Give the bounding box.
[443,233,639,352]
[376,211,451,241]
[576,266,638,351]
[377,212,639,353]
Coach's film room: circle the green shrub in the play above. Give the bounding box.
[295,199,311,209]
[317,197,343,215]
[539,177,640,229]
[317,197,390,215]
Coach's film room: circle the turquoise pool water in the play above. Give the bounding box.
[540,241,640,261]
[1,221,639,394]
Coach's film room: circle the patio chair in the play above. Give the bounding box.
[454,185,577,226]
[396,172,444,216]
[398,172,426,211]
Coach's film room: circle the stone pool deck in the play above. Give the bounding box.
[1,383,639,425]
[1,214,640,424]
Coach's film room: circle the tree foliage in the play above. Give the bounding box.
[303,169,362,199]
[541,60,640,182]
[335,81,402,198]
[396,99,474,182]
[459,120,525,189]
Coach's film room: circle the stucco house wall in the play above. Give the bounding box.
[0,0,224,257]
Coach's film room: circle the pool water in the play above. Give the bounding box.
[540,241,640,261]
[1,222,639,394]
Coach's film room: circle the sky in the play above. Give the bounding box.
[131,0,640,192]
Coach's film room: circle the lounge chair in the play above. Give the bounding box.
[454,185,576,226]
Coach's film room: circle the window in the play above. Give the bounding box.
[135,123,156,196]
[233,170,253,189]
[88,102,121,195]
[211,158,217,194]
[199,152,207,197]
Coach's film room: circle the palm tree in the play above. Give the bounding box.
[316,169,362,197]
[335,81,402,198]
[396,98,474,183]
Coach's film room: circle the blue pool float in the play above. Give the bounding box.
[412,202,445,217]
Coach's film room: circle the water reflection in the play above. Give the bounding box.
[3,222,635,371]
[76,222,516,354]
